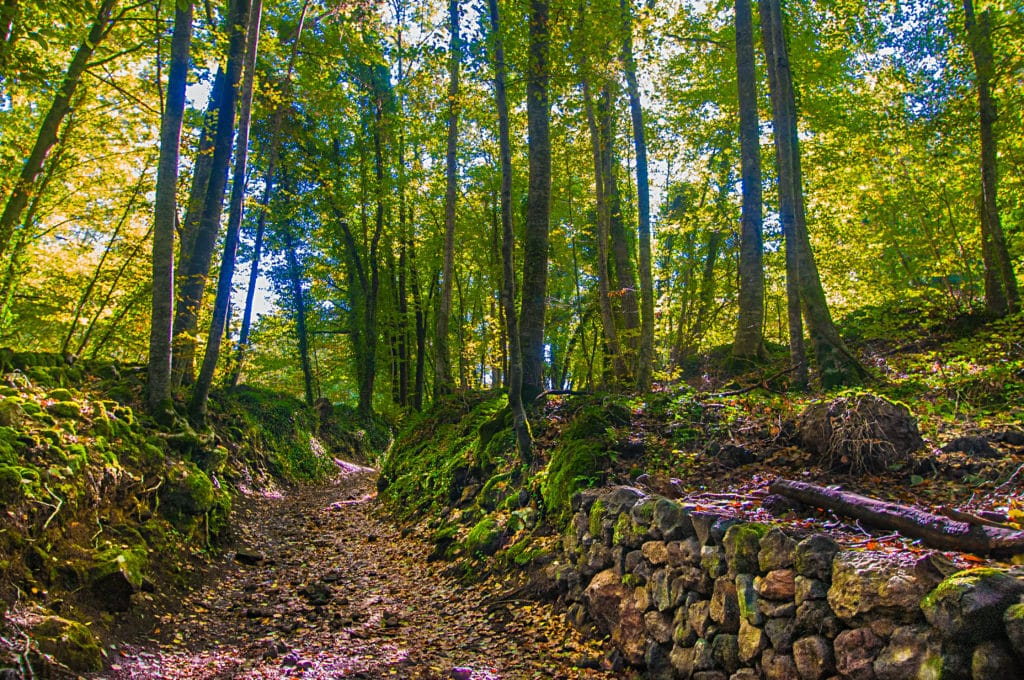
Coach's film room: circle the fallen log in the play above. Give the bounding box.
[769,478,1024,556]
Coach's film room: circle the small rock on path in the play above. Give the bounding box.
[93,462,618,679]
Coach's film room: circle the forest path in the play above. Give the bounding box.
[94,461,615,680]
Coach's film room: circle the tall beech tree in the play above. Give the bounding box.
[148,0,193,415]
[520,0,552,399]
[962,0,1018,315]
[760,0,865,388]
[731,0,765,362]
[172,0,252,387]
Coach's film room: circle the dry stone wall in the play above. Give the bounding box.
[556,486,1024,679]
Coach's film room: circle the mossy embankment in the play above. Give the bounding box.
[0,350,387,675]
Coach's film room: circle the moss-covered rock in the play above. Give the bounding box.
[33,615,103,672]
[160,461,214,529]
[89,544,147,611]
[723,523,768,574]
[542,439,610,521]
[0,398,24,427]
[46,401,82,419]
[1005,603,1024,660]
[464,516,503,556]
[921,567,1024,643]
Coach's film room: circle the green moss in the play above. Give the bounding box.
[160,461,214,527]
[622,573,640,588]
[589,500,606,537]
[542,438,609,522]
[502,537,545,566]
[480,471,513,511]
[921,567,1006,611]
[19,400,41,416]
[47,401,82,418]
[48,389,74,401]
[0,465,23,504]
[33,616,103,672]
[1006,603,1024,621]
[464,516,503,556]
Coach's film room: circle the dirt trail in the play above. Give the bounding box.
[93,462,615,679]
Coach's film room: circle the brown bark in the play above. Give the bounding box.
[770,479,1024,556]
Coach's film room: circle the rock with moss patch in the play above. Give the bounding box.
[1005,603,1024,660]
[921,567,1024,644]
[464,516,503,556]
[32,615,103,672]
[0,398,24,427]
[829,552,929,624]
[160,461,214,528]
[724,523,768,574]
[46,401,82,418]
[89,544,147,611]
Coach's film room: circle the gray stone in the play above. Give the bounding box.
[711,633,741,674]
[828,552,930,625]
[872,625,940,680]
[738,618,767,664]
[793,635,835,680]
[702,545,728,578]
[1005,603,1024,661]
[795,534,839,581]
[645,610,674,644]
[676,565,712,595]
[693,512,740,546]
[669,536,703,567]
[796,599,842,638]
[736,573,764,626]
[729,670,759,680]
[630,495,662,534]
[646,641,675,680]
[624,549,644,574]
[723,524,767,574]
[756,568,796,600]
[762,649,798,680]
[581,542,613,578]
[972,639,1022,680]
[795,576,829,605]
[759,599,796,618]
[834,627,883,680]
[710,576,740,632]
[922,568,1024,644]
[759,527,798,572]
[654,497,693,540]
[765,616,797,652]
[603,486,647,515]
[650,568,676,611]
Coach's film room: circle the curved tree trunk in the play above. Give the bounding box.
[519,0,551,399]
[731,0,765,363]
[192,0,263,421]
[0,0,118,262]
[147,0,192,416]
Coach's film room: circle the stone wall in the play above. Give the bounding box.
[557,486,1024,679]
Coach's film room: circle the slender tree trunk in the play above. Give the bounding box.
[435,0,460,397]
[147,0,192,415]
[619,0,654,391]
[519,0,551,398]
[583,74,628,383]
[731,0,765,362]
[192,0,262,421]
[231,1,308,388]
[963,0,1018,315]
[410,218,427,411]
[284,226,314,405]
[761,0,864,388]
[172,0,251,387]
[0,0,118,262]
[488,0,531,460]
[600,85,640,351]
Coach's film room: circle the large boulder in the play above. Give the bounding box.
[583,568,646,665]
[921,568,1024,644]
[33,615,103,673]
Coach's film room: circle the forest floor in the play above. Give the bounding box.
[84,460,616,680]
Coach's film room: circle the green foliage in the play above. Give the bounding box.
[463,516,503,557]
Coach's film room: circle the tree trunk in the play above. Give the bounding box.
[519,0,551,399]
[0,0,118,262]
[192,0,263,422]
[583,73,628,383]
[731,0,765,363]
[618,0,654,391]
[147,0,192,416]
[172,0,251,388]
[409,217,427,411]
[284,226,314,406]
[231,0,308,388]
[963,0,1018,315]
[761,0,864,388]
[488,0,531,460]
[435,0,460,397]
